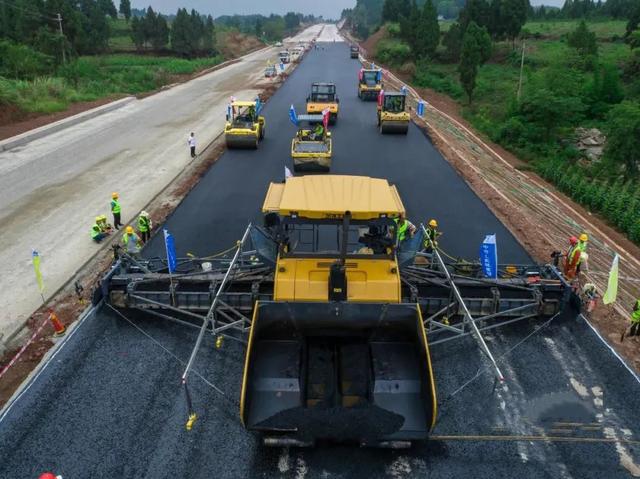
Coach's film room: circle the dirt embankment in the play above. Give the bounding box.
[217,31,265,60]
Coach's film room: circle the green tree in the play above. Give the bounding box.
[171,8,192,56]
[119,0,131,21]
[399,0,421,52]
[98,0,117,18]
[202,15,215,54]
[442,22,463,62]
[151,14,169,51]
[255,17,263,37]
[130,15,144,50]
[604,101,640,175]
[501,0,529,44]
[517,88,585,141]
[383,0,411,22]
[284,12,300,32]
[567,20,598,57]
[414,0,440,58]
[459,0,491,33]
[459,21,492,103]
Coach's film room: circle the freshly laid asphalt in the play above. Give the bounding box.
[2,40,640,479]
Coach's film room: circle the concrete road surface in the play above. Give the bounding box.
[2,33,640,479]
[0,25,323,341]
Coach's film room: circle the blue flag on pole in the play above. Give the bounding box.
[255,97,262,115]
[289,104,298,126]
[226,104,232,120]
[480,234,498,279]
[164,229,177,274]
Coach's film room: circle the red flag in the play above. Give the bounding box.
[358,68,363,81]
[378,89,384,107]
[322,108,330,129]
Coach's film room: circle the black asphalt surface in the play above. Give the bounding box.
[2,42,640,479]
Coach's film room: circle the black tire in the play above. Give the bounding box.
[260,126,265,140]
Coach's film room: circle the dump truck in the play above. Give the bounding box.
[307,83,339,124]
[377,91,410,134]
[350,45,359,58]
[225,100,265,149]
[103,178,572,448]
[264,64,277,78]
[358,68,382,101]
[291,114,332,172]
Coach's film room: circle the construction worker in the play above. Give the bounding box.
[121,225,142,256]
[96,215,112,234]
[564,236,579,277]
[393,214,416,243]
[630,298,640,337]
[137,210,152,243]
[90,223,106,243]
[423,219,442,252]
[188,132,196,158]
[576,233,588,273]
[311,122,324,140]
[111,192,122,230]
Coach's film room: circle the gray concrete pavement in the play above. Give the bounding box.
[0,25,321,340]
[1,31,639,479]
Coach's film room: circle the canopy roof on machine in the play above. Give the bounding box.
[231,100,257,107]
[262,175,405,220]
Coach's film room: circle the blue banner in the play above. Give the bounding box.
[255,97,262,115]
[226,104,232,120]
[289,104,298,126]
[164,229,177,274]
[417,101,425,117]
[376,70,382,82]
[480,234,498,279]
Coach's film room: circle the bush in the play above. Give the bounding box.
[0,40,54,79]
[387,22,401,37]
[413,60,464,99]
[376,39,412,66]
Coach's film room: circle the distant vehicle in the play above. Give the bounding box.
[275,41,283,47]
[264,65,277,78]
[350,45,359,58]
[279,51,291,64]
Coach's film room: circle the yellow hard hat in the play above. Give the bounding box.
[579,233,588,242]
[95,216,102,222]
[126,226,134,234]
[429,219,438,228]
[112,192,119,199]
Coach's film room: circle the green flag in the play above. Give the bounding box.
[32,250,44,294]
[602,253,619,305]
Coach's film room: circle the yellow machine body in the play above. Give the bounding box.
[225,101,265,149]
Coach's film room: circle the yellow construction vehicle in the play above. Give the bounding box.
[240,175,436,446]
[290,114,332,172]
[225,99,265,149]
[358,68,382,101]
[377,91,410,134]
[306,82,339,124]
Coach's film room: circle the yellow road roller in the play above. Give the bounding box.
[291,114,332,172]
[225,99,265,149]
[306,82,339,124]
[358,68,382,101]
[377,91,410,134]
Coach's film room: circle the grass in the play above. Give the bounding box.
[0,54,223,114]
[523,19,627,39]
[108,18,135,51]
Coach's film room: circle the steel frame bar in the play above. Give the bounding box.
[181,224,252,383]
[424,225,505,381]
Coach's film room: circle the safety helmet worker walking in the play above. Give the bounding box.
[423,219,442,253]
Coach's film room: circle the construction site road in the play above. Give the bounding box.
[2,27,640,479]
[0,25,323,344]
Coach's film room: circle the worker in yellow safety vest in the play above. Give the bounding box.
[423,219,442,252]
[137,211,152,243]
[90,223,106,243]
[576,233,588,273]
[111,192,122,230]
[630,299,640,337]
[393,214,416,243]
[122,226,142,255]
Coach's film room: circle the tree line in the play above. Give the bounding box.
[216,12,318,42]
[130,7,216,57]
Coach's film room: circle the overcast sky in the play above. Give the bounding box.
[131,0,565,20]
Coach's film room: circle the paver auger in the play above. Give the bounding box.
[101,175,573,448]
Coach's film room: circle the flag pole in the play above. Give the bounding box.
[164,229,176,306]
